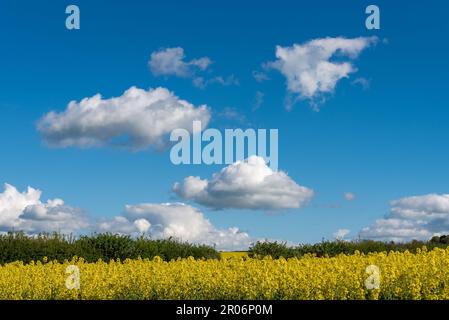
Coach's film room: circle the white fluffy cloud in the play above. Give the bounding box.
[149,47,212,77]
[360,194,449,242]
[37,86,210,150]
[98,203,253,250]
[0,183,253,250]
[173,156,314,210]
[390,194,449,220]
[268,37,377,103]
[0,183,88,233]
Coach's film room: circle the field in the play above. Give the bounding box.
[1,247,449,300]
[220,251,249,259]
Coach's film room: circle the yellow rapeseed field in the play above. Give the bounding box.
[220,251,249,259]
[1,247,449,300]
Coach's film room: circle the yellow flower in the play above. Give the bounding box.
[0,248,449,299]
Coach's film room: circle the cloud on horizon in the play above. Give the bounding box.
[0,183,253,251]
[98,202,253,250]
[359,194,449,242]
[333,228,350,240]
[0,183,88,234]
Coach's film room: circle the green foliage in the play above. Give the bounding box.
[249,238,449,259]
[0,232,219,264]
[430,235,449,244]
[248,241,295,259]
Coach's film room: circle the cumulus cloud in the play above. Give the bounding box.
[0,183,88,233]
[173,156,314,210]
[390,194,449,220]
[0,183,254,250]
[267,36,377,107]
[37,86,211,150]
[333,229,350,240]
[149,47,212,77]
[98,203,253,250]
[97,216,151,235]
[359,194,449,242]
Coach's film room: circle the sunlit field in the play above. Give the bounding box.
[2,248,449,300]
[220,252,249,260]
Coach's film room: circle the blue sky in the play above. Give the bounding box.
[0,1,448,248]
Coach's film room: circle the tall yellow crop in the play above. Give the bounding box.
[1,247,449,300]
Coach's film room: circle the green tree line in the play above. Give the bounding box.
[249,236,449,259]
[0,232,219,264]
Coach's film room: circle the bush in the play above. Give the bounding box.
[0,232,219,264]
[247,241,295,259]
